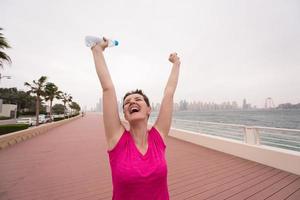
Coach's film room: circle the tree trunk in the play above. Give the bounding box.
[50,100,53,122]
[36,96,40,126]
[64,102,66,118]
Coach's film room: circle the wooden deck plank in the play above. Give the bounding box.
[286,188,300,200]
[0,113,299,200]
[246,174,300,200]
[225,171,290,200]
[170,164,271,199]
[198,168,281,200]
[265,177,300,200]
[169,160,259,195]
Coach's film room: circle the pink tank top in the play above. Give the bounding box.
[107,127,169,200]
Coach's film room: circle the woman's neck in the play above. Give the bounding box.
[129,121,148,147]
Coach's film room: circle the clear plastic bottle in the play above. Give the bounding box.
[85,36,119,48]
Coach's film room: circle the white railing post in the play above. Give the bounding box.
[244,126,260,145]
[254,128,260,145]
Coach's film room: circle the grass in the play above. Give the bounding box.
[0,124,29,135]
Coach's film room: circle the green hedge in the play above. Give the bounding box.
[0,124,29,135]
[53,117,65,122]
[0,116,11,120]
[69,113,80,118]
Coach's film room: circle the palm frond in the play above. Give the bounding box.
[0,51,11,67]
[0,38,11,49]
[39,76,48,84]
[0,27,11,68]
[24,82,32,87]
[0,28,11,49]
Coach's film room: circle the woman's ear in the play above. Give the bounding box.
[147,106,152,116]
[123,110,128,121]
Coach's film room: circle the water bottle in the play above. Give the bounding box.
[85,36,119,48]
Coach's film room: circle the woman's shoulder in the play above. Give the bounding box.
[150,126,167,148]
[107,127,128,152]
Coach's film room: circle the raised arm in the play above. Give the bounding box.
[154,53,180,139]
[91,38,124,145]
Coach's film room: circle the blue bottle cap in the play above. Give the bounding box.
[114,40,119,46]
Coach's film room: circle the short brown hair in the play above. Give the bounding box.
[123,89,150,108]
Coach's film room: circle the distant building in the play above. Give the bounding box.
[95,102,100,112]
[172,100,240,111]
[154,103,161,112]
[232,101,239,109]
[95,98,104,112]
[265,97,275,109]
[99,98,103,112]
[277,103,300,109]
[242,99,251,109]
[0,99,17,118]
[173,102,179,111]
[151,103,155,111]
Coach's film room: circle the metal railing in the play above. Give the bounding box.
[148,117,300,152]
[255,126,300,151]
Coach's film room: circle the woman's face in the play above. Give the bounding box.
[123,93,151,123]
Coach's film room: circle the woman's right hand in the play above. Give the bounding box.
[92,37,109,51]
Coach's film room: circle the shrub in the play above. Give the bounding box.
[69,113,79,118]
[0,124,29,135]
[0,116,11,120]
[53,113,79,121]
[53,117,65,122]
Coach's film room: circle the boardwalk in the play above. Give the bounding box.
[0,113,299,200]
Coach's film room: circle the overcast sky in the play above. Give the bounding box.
[1,0,300,109]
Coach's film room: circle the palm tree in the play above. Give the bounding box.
[69,101,81,115]
[0,28,11,68]
[24,76,48,126]
[60,92,72,117]
[44,82,62,121]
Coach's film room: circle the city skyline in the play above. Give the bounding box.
[1,0,300,109]
[92,97,287,112]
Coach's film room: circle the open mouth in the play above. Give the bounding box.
[129,106,140,114]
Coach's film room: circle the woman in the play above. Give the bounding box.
[90,37,180,200]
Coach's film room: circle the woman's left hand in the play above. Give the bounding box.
[168,53,181,65]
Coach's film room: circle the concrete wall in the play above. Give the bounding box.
[0,104,17,118]
[170,128,300,175]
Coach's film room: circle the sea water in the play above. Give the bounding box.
[151,109,300,129]
[149,109,300,151]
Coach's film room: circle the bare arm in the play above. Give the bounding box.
[91,40,124,144]
[154,53,180,139]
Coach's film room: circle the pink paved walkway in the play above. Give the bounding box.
[0,113,299,200]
